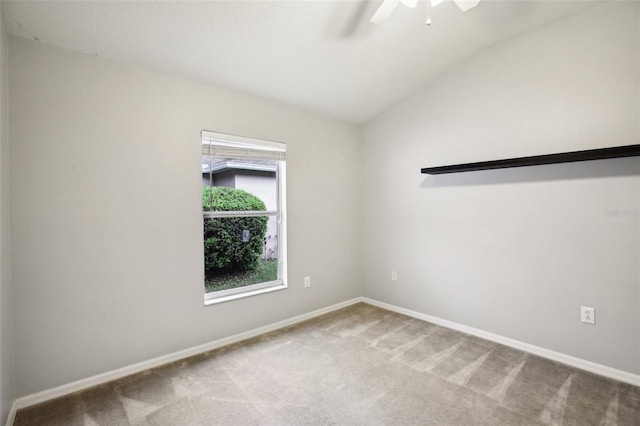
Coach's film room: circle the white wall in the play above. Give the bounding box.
[363,2,640,374]
[9,37,362,397]
[0,6,15,424]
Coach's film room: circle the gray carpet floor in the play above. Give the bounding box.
[14,303,640,425]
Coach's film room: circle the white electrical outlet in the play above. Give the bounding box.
[581,306,595,324]
[304,276,311,288]
[391,271,398,281]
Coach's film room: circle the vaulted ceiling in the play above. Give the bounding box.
[3,0,599,124]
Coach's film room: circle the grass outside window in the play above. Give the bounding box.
[204,259,278,293]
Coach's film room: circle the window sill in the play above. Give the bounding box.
[204,282,287,306]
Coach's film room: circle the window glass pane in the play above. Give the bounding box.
[202,157,278,212]
[203,216,279,293]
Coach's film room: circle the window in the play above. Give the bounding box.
[201,131,286,304]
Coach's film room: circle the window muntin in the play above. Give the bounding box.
[201,131,286,304]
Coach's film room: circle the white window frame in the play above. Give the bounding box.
[202,130,287,305]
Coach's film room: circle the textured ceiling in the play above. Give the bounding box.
[3,0,599,124]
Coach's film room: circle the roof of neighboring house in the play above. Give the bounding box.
[202,158,277,174]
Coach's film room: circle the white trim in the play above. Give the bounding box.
[4,400,17,426]
[361,297,640,387]
[204,281,286,305]
[15,297,363,409]
[277,162,287,286]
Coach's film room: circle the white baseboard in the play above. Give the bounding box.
[14,295,638,414]
[4,400,17,426]
[362,297,640,387]
[15,297,363,410]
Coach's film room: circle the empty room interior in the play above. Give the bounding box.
[0,0,639,425]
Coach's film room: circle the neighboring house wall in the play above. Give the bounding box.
[9,36,362,397]
[202,170,235,188]
[362,1,640,375]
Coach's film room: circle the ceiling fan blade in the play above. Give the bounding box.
[452,0,481,12]
[370,0,401,24]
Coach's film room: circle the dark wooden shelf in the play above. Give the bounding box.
[421,144,640,175]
